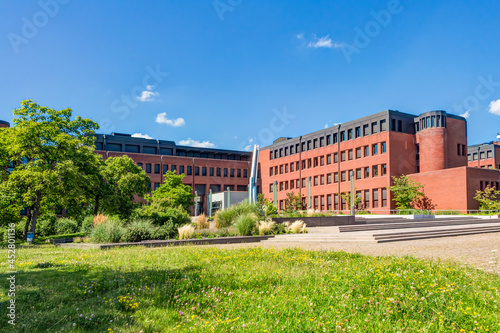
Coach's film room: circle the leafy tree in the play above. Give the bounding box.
[146,171,194,212]
[412,193,436,210]
[1,100,99,237]
[93,155,150,219]
[389,175,424,210]
[474,186,500,211]
[284,192,304,212]
[257,193,278,217]
[341,190,362,210]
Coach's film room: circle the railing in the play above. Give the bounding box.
[280,209,499,217]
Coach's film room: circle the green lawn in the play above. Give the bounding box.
[1,245,499,332]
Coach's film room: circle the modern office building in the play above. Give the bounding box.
[94,133,255,215]
[467,141,500,170]
[259,110,500,212]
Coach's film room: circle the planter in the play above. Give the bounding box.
[59,235,273,250]
[271,215,362,227]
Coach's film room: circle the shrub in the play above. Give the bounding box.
[150,221,177,240]
[122,219,155,243]
[134,206,190,228]
[306,209,315,217]
[215,201,261,229]
[80,216,94,234]
[90,220,125,243]
[196,213,208,229]
[1,221,25,242]
[178,224,195,240]
[93,214,108,226]
[55,218,79,235]
[288,220,306,234]
[73,237,83,243]
[37,214,57,237]
[235,213,258,236]
[258,220,275,235]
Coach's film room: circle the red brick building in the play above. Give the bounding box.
[94,133,255,215]
[259,110,500,212]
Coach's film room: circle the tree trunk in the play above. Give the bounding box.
[23,207,32,240]
[93,195,100,216]
[29,194,41,234]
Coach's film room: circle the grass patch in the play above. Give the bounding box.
[0,247,499,332]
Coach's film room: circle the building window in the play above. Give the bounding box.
[487,150,493,158]
[146,163,151,173]
[364,146,369,157]
[363,124,369,136]
[137,163,143,169]
[302,178,306,188]
[327,154,332,164]
[364,167,369,178]
[154,164,160,174]
[326,135,331,145]
[364,190,370,209]
[340,131,345,142]
[285,164,289,173]
[308,159,312,168]
[356,148,361,159]
[270,167,273,176]
[341,151,346,162]
[194,166,200,176]
[270,184,273,192]
[171,165,177,173]
[356,168,362,179]
[223,168,228,177]
[179,165,185,174]
[372,144,378,155]
[334,172,339,183]
[341,171,346,182]
[381,164,387,176]
[154,183,160,190]
[373,189,379,208]
[327,173,332,184]
[334,153,338,163]
[334,194,339,210]
[327,194,332,210]
[187,166,192,175]
[371,122,378,134]
[480,151,485,159]
[382,142,386,153]
[244,169,248,178]
[320,156,325,166]
[380,119,387,132]
[320,137,324,147]
[290,163,294,172]
[320,175,325,185]
[230,169,235,177]
[209,167,214,177]
[296,161,300,170]
[314,176,318,186]
[355,127,361,138]
[348,129,353,140]
[462,145,466,156]
[313,157,318,167]
[280,165,284,174]
[348,150,353,160]
[372,165,379,177]
[202,167,207,176]
[382,188,388,207]
[457,144,461,156]
[473,153,478,160]
[333,133,338,143]
[162,164,168,174]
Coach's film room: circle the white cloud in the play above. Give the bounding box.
[179,138,215,148]
[155,112,185,127]
[459,110,470,119]
[307,35,343,48]
[296,33,304,40]
[488,99,500,116]
[131,133,153,139]
[249,138,253,143]
[146,84,154,90]
[243,145,253,151]
[325,123,328,128]
[137,90,159,102]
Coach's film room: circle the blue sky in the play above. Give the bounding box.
[1,0,500,150]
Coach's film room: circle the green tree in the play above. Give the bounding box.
[95,155,150,219]
[389,175,424,210]
[341,190,362,210]
[284,191,304,212]
[1,100,99,237]
[146,171,194,212]
[474,186,500,211]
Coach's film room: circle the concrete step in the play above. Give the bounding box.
[262,223,500,244]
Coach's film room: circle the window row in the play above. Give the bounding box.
[468,150,494,161]
[480,181,500,191]
[277,188,389,211]
[137,163,248,178]
[269,164,388,192]
[269,142,387,176]
[270,121,393,160]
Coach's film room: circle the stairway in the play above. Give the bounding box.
[263,219,500,244]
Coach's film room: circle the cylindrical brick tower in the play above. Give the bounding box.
[415,111,447,172]
[0,120,9,128]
